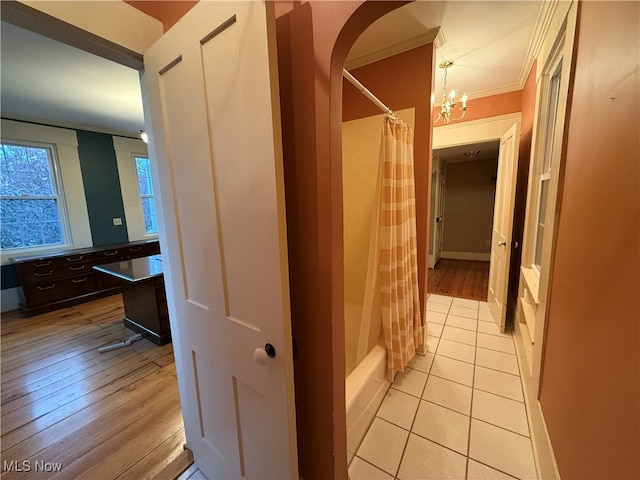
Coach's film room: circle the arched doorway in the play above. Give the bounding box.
[275,2,426,477]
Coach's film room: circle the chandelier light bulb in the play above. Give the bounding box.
[434,60,469,126]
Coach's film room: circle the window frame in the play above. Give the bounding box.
[0,139,73,254]
[530,54,564,277]
[133,155,158,236]
[112,135,157,242]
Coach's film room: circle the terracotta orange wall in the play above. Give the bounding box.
[125,1,197,32]
[343,45,435,319]
[275,2,409,478]
[433,89,522,124]
[539,2,639,478]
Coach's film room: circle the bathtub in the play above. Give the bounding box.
[345,338,390,464]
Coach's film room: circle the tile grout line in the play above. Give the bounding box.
[392,336,434,479]
[392,297,441,479]
[465,303,480,480]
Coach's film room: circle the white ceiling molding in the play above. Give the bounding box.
[517,0,560,88]
[464,83,524,101]
[345,27,443,70]
[434,27,446,50]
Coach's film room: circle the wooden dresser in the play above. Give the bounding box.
[10,240,160,317]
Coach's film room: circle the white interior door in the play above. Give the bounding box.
[429,157,445,269]
[487,123,520,331]
[142,2,298,478]
[434,162,446,266]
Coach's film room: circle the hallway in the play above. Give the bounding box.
[348,293,536,479]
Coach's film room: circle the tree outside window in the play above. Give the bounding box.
[0,143,66,250]
[135,156,158,235]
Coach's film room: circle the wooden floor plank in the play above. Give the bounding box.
[461,261,479,299]
[70,401,184,480]
[448,260,468,297]
[2,366,177,460]
[428,259,490,301]
[1,324,125,374]
[115,429,189,480]
[0,295,189,479]
[1,324,128,383]
[1,336,157,416]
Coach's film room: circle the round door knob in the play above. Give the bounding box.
[254,348,269,366]
[253,343,276,366]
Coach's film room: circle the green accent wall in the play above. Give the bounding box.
[76,130,129,246]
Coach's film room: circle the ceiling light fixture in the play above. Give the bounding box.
[138,130,149,144]
[434,60,468,126]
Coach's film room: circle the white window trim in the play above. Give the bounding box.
[113,136,157,242]
[1,140,71,250]
[517,1,578,396]
[1,119,92,264]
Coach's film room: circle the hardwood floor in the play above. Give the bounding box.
[0,295,192,479]
[427,258,490,301]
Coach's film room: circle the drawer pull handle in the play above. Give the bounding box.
[34,270,54,277]
[67,255,84,262]
[129,247,142,252]
[34,261,52,267]
[104,251,119,257]
[37,284,57,291]
[71,277,89,284]
[69,265,85,272]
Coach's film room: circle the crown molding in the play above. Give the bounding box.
[517,0,560,88]
[345,27,444,70]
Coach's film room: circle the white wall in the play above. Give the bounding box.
[113,136,155,242]
[1,120,94,311]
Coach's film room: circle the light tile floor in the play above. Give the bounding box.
[349,294,537,480]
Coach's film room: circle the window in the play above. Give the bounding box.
[134,156,158,235]
[532,58,563,274]
[0,143,68,250]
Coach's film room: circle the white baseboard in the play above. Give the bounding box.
[513,321,560,480]
[441,251,491,261]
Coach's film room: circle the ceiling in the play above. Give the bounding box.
[434,140,500,165]
[0,1,543,138]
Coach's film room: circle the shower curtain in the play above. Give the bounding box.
[379,114,423,382]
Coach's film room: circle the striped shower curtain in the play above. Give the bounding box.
[379,115,423,382]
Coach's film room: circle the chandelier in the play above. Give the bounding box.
[433,60,468,125]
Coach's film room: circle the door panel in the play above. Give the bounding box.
[429,158,446,269]
[143,2,297,478]
[487,123,520,331]
[435,165,446,265]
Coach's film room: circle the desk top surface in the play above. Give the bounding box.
[93,255,163,283]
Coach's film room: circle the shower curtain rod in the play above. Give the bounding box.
[343,69,396,118]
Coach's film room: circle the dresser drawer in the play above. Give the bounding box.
[20,273,99,308]
[10,240,160,316]
[17,253,93,278]
[124,243,160,258]
[94,248,126,263]
[19,261,95,287]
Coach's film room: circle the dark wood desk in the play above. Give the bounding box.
[93,255,171,346]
